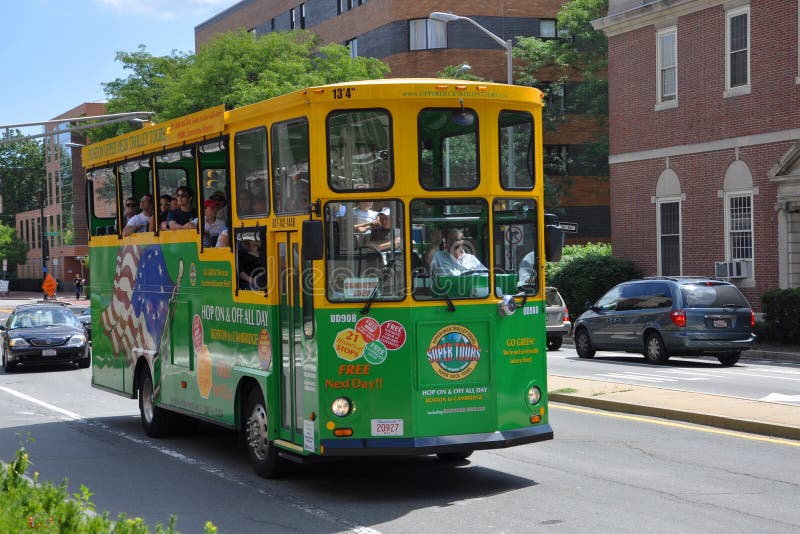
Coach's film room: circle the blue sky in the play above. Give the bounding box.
[0,0,236,136]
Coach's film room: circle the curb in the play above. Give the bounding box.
[549,393,800,441]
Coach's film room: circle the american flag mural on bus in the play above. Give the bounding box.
[100,245,177,361]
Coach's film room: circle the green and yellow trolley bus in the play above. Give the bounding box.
[84,78,563,477]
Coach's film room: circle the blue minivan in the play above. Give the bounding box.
[573,277,756,366]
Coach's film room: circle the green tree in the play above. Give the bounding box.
[0,131,45,217]
[514,0,609,207]
[0,223,29,274]
[92,30,390,142]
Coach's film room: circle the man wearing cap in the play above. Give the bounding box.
[122,193,155,236]
[365,207,401,252]
[201,199,227,247]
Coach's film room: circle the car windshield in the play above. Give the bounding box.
[9,308,81,329]
[680,283,750,308]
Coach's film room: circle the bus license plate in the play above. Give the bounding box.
[712,319,728,328]
[371,419,403,436]
[42,349,57,356]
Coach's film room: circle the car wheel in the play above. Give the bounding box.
[245,388,283,478]
[574,328,596,359]
[2,351,16,373]
[717,351,740,366]
[546,336,563,351]
[644,333,669,365]
[138,365,173,437]
[437,451,473,461]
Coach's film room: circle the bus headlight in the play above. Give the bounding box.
[331,397,353,417]
[527,386,542,405]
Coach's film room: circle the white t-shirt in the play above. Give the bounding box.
[124,212,152,233]
[430,250,486,276]
[352,207,377,225]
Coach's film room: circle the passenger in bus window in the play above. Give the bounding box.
[517,250,538,287]
[359,207,401,252]
[123,197,138,227]
[352,200,378,227]
[158,194,173,231]
[238,236,265,290]
[167,186,198,230]
[237,189,253,217]
[122,193,155,236]
[217,228,230,248]
[201,199,227,247]
[429,228,487,276]
[210,191,227,220]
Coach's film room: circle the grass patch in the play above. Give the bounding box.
[549,387,578,394]
[591,387,633,397]
[1,447,217,533]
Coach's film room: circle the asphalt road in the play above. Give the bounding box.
[1,365,798,533]
[547,345,800,405]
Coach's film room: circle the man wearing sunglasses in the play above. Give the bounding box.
[122,196,138,227]
[167,186,198,230]
[123,194,155,236]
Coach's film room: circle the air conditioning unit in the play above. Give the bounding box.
[714,260,752,279]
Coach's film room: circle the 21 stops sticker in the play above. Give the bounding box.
[426,325,481,381]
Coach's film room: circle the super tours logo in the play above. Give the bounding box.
[426,325,482,381]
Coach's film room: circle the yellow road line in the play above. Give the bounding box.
[552,403,800,447]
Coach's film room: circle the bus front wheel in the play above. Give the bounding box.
[138,366,172,437]
[245,388,283,478]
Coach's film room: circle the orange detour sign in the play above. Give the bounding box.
[42,274,58,297]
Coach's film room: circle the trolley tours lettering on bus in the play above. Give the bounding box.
[426,325,482,381]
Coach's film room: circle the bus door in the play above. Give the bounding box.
[276,232,304,444]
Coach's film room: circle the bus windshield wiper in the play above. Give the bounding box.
[431,273,456,312]
[360,255,395,315]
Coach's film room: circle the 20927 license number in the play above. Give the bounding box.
[371,419,403,436]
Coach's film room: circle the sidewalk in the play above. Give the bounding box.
[549,375,800,441]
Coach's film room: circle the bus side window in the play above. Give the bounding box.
[235,227,267,292]
[272,118,310,215]
[235,128,269,219]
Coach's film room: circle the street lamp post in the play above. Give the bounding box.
[429,11,513,84]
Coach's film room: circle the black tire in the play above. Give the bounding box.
[138,365,173,437]
[2,351,16,373]
[546,336,563,351]
[437,451,473,461]
[644,333,669,365]
[574,328,596,359]
[245,388,283,478]
[717,351,741,366]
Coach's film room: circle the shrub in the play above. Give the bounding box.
[760,288,800,343]
[1,448,217,534]
[547,242,642,318]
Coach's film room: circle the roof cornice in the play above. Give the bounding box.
[592,0,725,36]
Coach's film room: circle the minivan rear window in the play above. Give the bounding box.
[680,284,749,308]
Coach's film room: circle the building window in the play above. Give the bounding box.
[725,6,750,94]
[290,7,296,29]
[409,19,446,51]
[658,199,681,276]
[346,38,358,58]
[540,19,557,39]
[657,27,677,105]
[270,18,275,31]
[300,4,305,29]
[248,27,257,38]
[727,193,753,262]
[544,145,569,176]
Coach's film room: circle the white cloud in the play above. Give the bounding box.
[95,0,235,21]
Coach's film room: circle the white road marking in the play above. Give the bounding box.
[599,373,674,383]
[759,393,800,403]
[0,384,381,534]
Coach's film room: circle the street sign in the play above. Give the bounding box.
[560,221,579,233]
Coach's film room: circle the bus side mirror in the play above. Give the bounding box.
[302,220,324,261]
[544,213,564,263]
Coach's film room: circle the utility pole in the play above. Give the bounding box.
[39,189,49,289]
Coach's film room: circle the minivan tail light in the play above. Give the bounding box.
[563,307,570,323]
[670,309,686,327]
[750,310,755,328]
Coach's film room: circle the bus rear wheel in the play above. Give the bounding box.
[138,365,172,437]
[245,388,283,478]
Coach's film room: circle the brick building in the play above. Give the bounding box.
[593,0,800,308]
[196,0,610,243]
[15,102,103,288]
